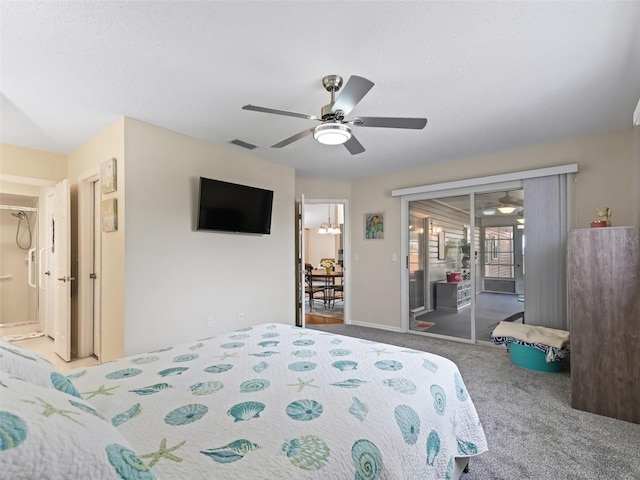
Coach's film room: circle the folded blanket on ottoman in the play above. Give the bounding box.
[491,321,570,362]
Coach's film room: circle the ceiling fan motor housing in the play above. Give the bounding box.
[321,104,345,121]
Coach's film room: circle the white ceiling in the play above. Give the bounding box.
[2,1,639,179]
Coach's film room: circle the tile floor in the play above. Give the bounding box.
[13,335,101,372]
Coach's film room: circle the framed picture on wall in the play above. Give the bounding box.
[100,157,117,194]
[102,198,117,232]
[364,212,384,240]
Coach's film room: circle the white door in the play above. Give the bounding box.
[53,179,71,362]
[44,188,56,337]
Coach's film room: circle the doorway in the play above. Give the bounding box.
[299,201,347,326]
[77,172,102,360]
[0,195,39,329]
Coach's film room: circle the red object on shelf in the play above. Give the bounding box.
[446,272,462,282]
[590,221,607,228]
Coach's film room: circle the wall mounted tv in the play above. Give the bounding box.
[197,177,273,234]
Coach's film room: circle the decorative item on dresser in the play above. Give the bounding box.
[568,226,640,424]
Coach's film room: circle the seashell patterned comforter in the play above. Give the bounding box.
[69,323,487,479]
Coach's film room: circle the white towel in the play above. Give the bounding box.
[491,321,569,349]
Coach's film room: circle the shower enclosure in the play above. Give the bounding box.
[0,201,39,327]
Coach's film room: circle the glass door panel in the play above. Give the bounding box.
[474,190,525,342]
[408,215,427,313]
[408,196,472,340]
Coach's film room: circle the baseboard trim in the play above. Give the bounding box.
[348,320,402,333]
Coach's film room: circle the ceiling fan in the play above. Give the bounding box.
[496,191,523,214]
[242,74,428,155]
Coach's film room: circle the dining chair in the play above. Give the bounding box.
[304,264,324,311]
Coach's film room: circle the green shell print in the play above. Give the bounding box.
[131,356,160,365]
[201,439,260,464]
[190,381,224,396]
[351,439,383,480]
[220,342,245,349]
[239,379,270,393]
[164,403,209,426]
[106,368,142,380]
[285,399,323,421]
[383,378,417,395]
[394,404,420,445]
[50,372,82,398]
[130,383,173,396]
[430,385,446,415]
[454,372,468,401]
[0,411,28,450]
[157,367,189,377]
[281,435,330,471]
[69,399,106,420]
[288,361,317,372]
[349,397,369,422]
[332,360,358,371]
[374,360,403,371]
[204,364,233,374]
[105,443,156,479]
[112,403,143,427]
[227,401,265,422]
[172,354,199,363]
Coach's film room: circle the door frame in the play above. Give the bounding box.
[299,198,350,325]
[78,168,101,358]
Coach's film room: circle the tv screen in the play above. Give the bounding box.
[197,177,273,234]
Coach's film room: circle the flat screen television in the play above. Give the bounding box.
[197,177,273,234]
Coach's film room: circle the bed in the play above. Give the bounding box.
[1,323,487,479]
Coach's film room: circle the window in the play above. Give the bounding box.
[484,226,514,278]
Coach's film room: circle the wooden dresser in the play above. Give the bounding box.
[568,226,640,423]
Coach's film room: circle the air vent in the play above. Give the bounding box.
[230,139,258,150]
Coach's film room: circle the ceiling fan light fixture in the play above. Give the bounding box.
[313,123,352,145]
[498,206,517,214]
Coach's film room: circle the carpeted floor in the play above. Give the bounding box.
[307,323,640,480]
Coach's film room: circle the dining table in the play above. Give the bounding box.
[308,269,343,309]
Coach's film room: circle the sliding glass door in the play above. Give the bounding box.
[405,185,527,343]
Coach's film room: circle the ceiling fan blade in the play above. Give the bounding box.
[330,76,374,116]
[243,104,318,121]
[271,128,314,148]
[353,116,428,129]
[343,135,366,155]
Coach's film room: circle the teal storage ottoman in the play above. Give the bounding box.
[509,343,562,373]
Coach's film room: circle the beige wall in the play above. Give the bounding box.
[0,143,67,181]
[341,126,639,331]
[67,118,126,361]
[123,118,296,355]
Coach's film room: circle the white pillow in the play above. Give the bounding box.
[0,339,81,398]
[0,372,157,479]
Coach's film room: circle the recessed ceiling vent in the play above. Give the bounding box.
[230,139,258,150]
